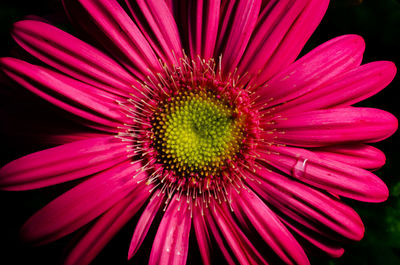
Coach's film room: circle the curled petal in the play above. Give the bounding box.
[264,145,389,202]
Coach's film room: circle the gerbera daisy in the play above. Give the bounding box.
[0,0,398,265]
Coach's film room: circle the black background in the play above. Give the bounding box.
[0,0,399,264]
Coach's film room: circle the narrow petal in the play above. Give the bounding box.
[282,219,345,258]
[0,136,128,190]
[128,192,164,259]
[256,35,365,108]
[193,202,212,265]
[207,200,268,265]
[125,0,183,65]
[264,145,389,202]
[313,144,386,170]
[12,20,137,97]
[20,161,146,245]
[149,196,191,265]
[62,0,160,78]
[203,206,236,265]
[64,188,150,265]
[253,0,329,84]
[1,58,128,131]
[216,0,262,76]
[275,61,397,114]
[269,107,397,147]
[186,0,221,60]
[246,167,365,241]
[233,189,309,265]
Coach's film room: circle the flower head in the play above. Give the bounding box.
[0,0,397,265]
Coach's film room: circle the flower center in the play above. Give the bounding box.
[151,89,244,178]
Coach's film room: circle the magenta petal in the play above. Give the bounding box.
[186,0,221,60]
[216,0,262,76]
[233,189,309,265]
[1,58,128,131]
[193,202,212,265]
[256,35,365,108]
[313,144,386,170]
[270,107,398,147]
[252,0,329,84]
[149,195,191,265]
[203,205,236,265]
[207,200,268,265]
[282,219,345,258]
[265,145,389,202]
[63,0,160,77]
[276,61,397,114]
[20,161,146,245]
[64,188,150,265]
[125,0,183,65]
[239,0,328,82]
[0,136,129,190]
[128,192,164,259]
[12,20,137,97]
[246,167,365,241]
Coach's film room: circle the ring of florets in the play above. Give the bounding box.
[118,56,261,204]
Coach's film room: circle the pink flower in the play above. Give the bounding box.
[0,0,397,265]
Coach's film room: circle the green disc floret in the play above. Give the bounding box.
[151,90,243,177]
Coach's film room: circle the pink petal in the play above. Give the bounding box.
[282,219,345,258]
[256,35,365,108]
[1,58,128,131]
[186,0,221,60]
[253,0,329,84]
[238,0,327,82]
[193,202,212,265]
[20,160,146,245]
[246,167,365,241]
[313,144,386,170]
[275,61,397,114]
[149,195,191,265]
[207,200,268,265]
[64,187,150,265]
[128,192,164,259]
[232,189,309,265]
[216,0,262,76]
[62,0,160,78]
[125,0,183,65]
[269,107,397,147]
[12,20,137,97]
[0,136,128,190]
[264,145,389,202]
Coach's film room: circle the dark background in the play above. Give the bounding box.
[0,0,399,264]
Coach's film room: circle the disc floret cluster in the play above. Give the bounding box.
[121,57,260,204]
